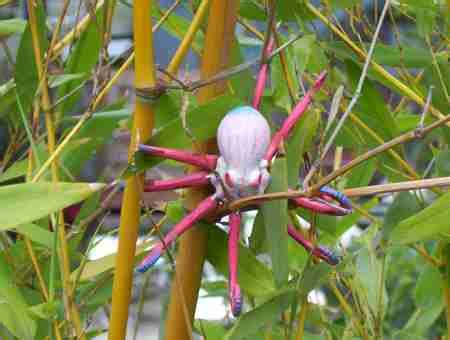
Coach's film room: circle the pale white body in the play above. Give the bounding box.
[213,106,271,199]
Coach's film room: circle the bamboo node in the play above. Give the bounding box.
[135,83,166,102]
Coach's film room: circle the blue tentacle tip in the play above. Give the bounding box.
[136,251,161,273]
[320,185,352,210]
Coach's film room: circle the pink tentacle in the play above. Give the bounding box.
[228,212,242,316]
[290,185,352,216]
[143,171,211,192]
[287,225,339,265]
[264,71,328,161]
[290,197,350,216]
[136,195,219,272]
[138,144,218,170]
[252,39,275,110]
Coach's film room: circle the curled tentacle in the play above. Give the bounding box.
[287,225,340,265]
[290,186,352,216]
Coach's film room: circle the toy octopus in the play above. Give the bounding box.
[135,40,352,316]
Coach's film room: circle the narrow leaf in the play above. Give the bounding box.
[0,182,104,229]
[261,158,289,287]
[390,192,450,245]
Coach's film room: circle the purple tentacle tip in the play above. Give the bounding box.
[319,186,353,212]
[230,285,242,317]
[136,249,162,273]
[317,245,341,266]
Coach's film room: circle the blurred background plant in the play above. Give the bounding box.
[0,0,448,339]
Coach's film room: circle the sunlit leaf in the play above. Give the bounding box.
[0,19,26,38]
[206,227,275,297]
[224,289,295,339]
[390,192,450,244]
[261,158,289,287]
[0,182,104,229]
[0,257,36,339]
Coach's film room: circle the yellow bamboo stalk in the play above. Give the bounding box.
[107,1,156,339]
[26,1,85,338]
[164,2,239,339]
[166,0,210,74]
[295,302,308,340]
[103,0,117,46]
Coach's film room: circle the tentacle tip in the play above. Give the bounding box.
[316,245,341,266]
[328,253,341,266]
[136,251,161,273]
[230,286,242,317]
[137,144,148,152]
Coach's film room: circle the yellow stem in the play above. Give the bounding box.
[103,0,117,47]
[107,0,156,339]
[164,1,239,339]
[305,2,447,124]
[26,1,84,338]
[237,17,264,40]
[294,302,308,340]
[167,0,210,75]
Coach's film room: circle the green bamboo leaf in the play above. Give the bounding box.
[403,264,444,333]
[355,247,388,313]
[298,262,333,299]
[14,223,53,248]
[60,109,131,179]
[28,301,59,320]
[72,242,150,280]
[224,288,295,339]
[0,257,36,339]
[0,182,104,230]
[261,158,289,287]
[0,19,26,38]
[0,159,28,183]
[286,109,320,187]
[195,320,228,339]
[327,42,443,68]
[206,227,275,297]
[345,157,376,188]
[390,192,450,245]
[327,0,358,9]
[383,192,422,242]
[239,0,266,21]
[48,73,86,88]
[249,211,267,255]
[292,34,316,78]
